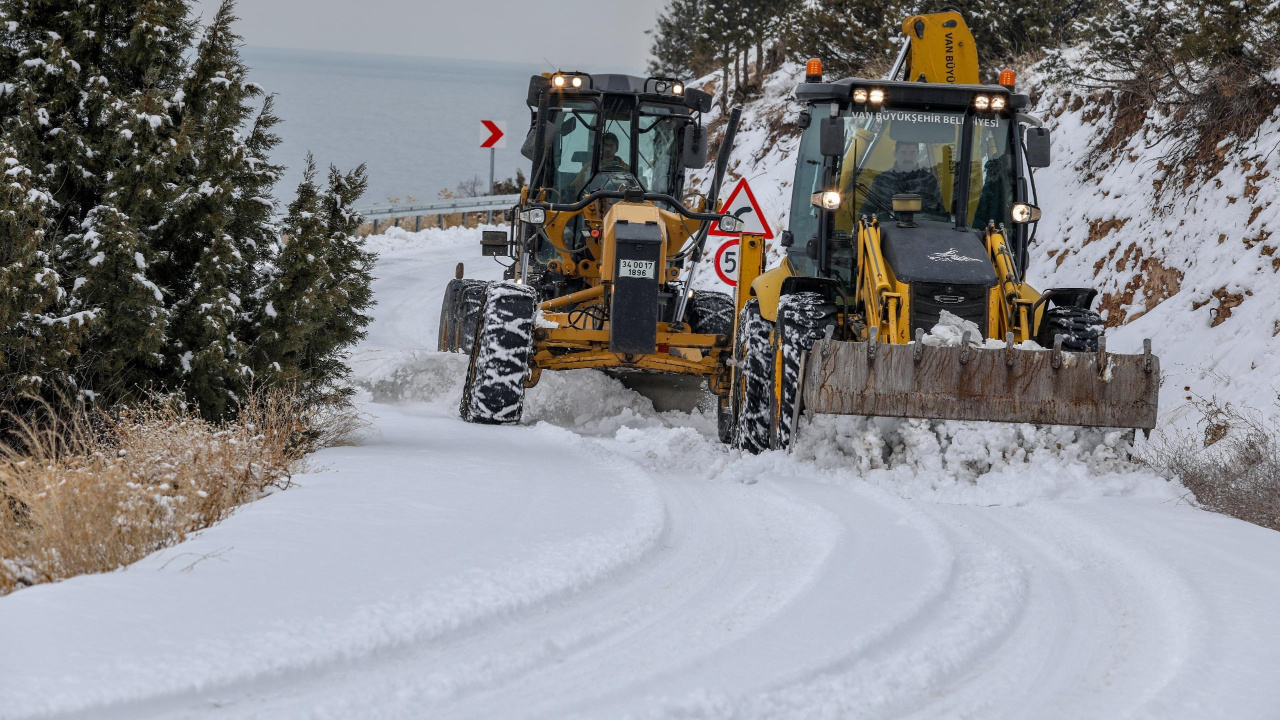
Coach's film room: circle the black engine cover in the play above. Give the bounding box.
[880,220,997,286]
[610,220,664,355]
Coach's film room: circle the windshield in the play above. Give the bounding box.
[538,100,598,203]
[788,108,1015,274]
[635,104,684,197]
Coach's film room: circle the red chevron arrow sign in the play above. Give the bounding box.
[480,120,506,149]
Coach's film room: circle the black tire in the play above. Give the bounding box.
[454,280,490,354]
[438,279,488,352]
[460,282,538,424]
[731,299,775,454]
[687,290,735,337]
[438,279,464,351]
[1036,305,1103,352]
[776,292,838,449]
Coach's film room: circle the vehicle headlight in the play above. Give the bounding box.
[869,88,885,105]
[570,76,583,88]
[974,94,990,111]
[552,75,566,88]
[1011,202,1041,224]
[990,95,1007,111]
[811,190,842,210]
[718,214,744,233]
[672,83,684,95]
[520,207,547,225]
[852,88,869,104]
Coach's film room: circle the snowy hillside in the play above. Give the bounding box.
[689,61,1280,430]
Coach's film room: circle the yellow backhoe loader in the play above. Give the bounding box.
[440,72,745,423]
[723,11,1161,452]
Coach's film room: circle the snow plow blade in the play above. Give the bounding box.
[801,337,1160,430]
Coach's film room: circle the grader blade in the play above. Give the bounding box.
[801,336,1160,430]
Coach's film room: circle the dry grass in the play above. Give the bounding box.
[0,390,360,594]
[1146,397,1280,532]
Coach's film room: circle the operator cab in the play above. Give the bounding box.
[520,72,712,264]
[787,77,1049,286]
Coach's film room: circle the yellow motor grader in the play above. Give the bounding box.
[439,72,746,423]
[723,11,1161,451]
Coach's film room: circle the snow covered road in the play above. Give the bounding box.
[5,226,1280,720]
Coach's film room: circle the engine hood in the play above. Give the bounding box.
[879,220,997,286]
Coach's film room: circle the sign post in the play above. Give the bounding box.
[480,120,506,224]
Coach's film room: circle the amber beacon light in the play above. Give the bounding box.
[998,69,1016,89]
[806,58,823,83]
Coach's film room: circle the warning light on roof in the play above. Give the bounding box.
[806,58,823,83]
[998,69,1016,89]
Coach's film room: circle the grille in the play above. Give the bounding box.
[910,282,988,335]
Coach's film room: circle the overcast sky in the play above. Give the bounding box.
[193,0,668,72]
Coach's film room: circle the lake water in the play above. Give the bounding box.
[242,47,548,206]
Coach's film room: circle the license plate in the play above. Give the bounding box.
[618,259,656,279]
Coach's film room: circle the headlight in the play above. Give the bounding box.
[990,95,1007,111]
[974,94,990,111]
[519,207,547,225]
[852,88,869,104]
[1011,202,1042,224]
[570,76,583,88]
[552,75,566,88]
[672,83,684,95]
[869,88,885,105]
[810,191,842,210]
[718,215,744,233]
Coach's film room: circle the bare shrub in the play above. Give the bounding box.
[0,388,350,594]
[1146,398,1280,531]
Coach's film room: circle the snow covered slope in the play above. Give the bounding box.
[4,226,1280,719]
[689,61,1280,429]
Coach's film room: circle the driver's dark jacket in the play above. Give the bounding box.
[859,167,946,218]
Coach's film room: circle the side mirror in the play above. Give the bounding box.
[681,127,708,169]
[520,119,561,161]
[1025,127,1051,168]
[820,116,845,158]
[683,88,713,113]
[481,230,509,257]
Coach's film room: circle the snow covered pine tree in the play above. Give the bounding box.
[0,0,370,420]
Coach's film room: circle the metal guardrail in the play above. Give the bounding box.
[358,194,520,220]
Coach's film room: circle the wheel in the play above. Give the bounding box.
[1036,305,1103,352]
[438,279,464,351]
[775,292,838,449]
[454,280,490,353]
[460,282,538,424]
[731,299,775,454]
[687,290,734,337]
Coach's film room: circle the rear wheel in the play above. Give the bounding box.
[776,292,838,449]
[460,282,538,424]
[687,290,734,337]
[732,299,774,454]
[1036,305,1103,352]
[438,279,464,351]
[437,279,488,352]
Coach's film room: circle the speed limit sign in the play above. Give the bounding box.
[714,239,739,286]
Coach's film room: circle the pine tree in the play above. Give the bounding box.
[0,143,84,408]
[158,1,283,418]
[254,157,373,406]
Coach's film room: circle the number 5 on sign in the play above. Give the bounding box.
[715,238,740,287]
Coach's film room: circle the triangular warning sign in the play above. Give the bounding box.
[709,177,774,239]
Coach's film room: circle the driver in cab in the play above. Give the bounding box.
[859,141,946,220]
[571,132,629,197]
